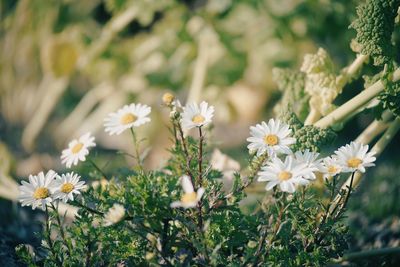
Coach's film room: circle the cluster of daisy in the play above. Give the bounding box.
[19,170,86,210]
[247,119,376,193]
[18,94,217,216]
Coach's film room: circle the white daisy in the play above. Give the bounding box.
[247,119,296,157]
[19,170,57,210]
[104,103,151,135]
[257,155,314,193]
[180,101,214,130]
[171,175,205,209]
[103,203,126,226]
[61,132,96,168]
[53,172,86,203]
[293,149,321,179]
[334,141,376,173]
[319,156,342,179]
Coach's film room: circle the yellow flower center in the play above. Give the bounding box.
[71,142,84,154]
[181,192,197,204]
[347,157,362,168]
[327,165,337,174]
[33,187,50,199]
[264,134,279,146]
[278,171,292,181]
[61,182,74,193]
[192,114,205,124]
[120,113,137,125]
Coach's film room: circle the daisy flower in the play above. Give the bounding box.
[257,155,314,193]
[334,141,376,173]
[171,175,205,209]
[103,203,126,226]
[61,132,96,168]
[247,119,296,157]
[19,170,57,210]
[53,172,86,203]
[180,101,214,130]
[293,149,321,179]
[319,156,342,179]
[104,103,151,135]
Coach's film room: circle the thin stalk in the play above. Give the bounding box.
[176,122,195,185]
[44,206,62,265]
[198,127,204,187]
[50,203,72,256]
[129,127,144,171]
[88,159,108,180]
[314,68,400,129]
[73,201,104,215]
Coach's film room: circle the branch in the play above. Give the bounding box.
[314,68,400,129]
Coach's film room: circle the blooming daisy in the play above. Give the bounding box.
[180,101,214,130]
[103,203,126,226]
[19,170,57,210]
[257,155,314,193]
[319,156,342,179]
[61,132,96,168]
[53,172,86,203]
[293,149,321,179]
[171,175,205,209]
[104,103,151,135]
[247,119,296,157]
[334,141,376,173]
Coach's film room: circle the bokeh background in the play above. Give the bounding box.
[1,0,400,265]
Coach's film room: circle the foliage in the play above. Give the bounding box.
[350,0,400,66]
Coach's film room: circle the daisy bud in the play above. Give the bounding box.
[162,92,175,105]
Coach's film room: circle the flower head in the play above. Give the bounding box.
[247,119,296,157]
[180,101,214,130]
[334,141,376,173]
[19,170,57,210]
[257,155,314,193]
[319,156,342,179]
[53,172,86,202]
[293,149,321,179]
[103,203,126,226]
[104,103,151,135]
[171,175,204,209]
[61,132,96,168]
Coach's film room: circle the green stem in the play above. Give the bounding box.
[88,159,108,180]
[50,203,72,256]
[129,127,144,171]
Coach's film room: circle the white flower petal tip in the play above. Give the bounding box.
[104,103,151,135]
[247,119,296,157]
[334,141,376,173]
[180,101,214,131]
[53,172,86,203]
[18,170,58,210]
[60,132,96,168]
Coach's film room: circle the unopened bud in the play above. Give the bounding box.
[162,92,175,105]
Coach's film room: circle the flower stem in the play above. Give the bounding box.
[44,206,62,265]
[314,68,400,129]
[198,127,204,187]
[88,159,108,180]
[50,203,72,256]
[176,122,195,186]
[130,127,144,171]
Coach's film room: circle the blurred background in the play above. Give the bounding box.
[1,0,399,265]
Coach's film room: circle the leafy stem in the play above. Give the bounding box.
[130,127,144,171]
[50,202,72,257]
